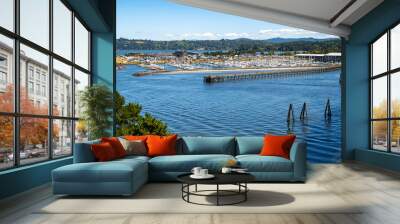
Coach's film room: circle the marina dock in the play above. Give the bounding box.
[203,65,340,83]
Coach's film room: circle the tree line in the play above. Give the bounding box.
[117,38,341,54]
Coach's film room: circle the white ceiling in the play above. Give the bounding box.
[170,0,384,38]
[228,0,352,22]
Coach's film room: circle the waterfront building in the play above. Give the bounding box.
[295,53,341,63]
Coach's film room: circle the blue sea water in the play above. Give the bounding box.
[117,65,342,163]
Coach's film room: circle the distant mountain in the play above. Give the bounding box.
[117,37,341,54]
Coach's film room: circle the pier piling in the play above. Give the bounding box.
[287,104,294,124]
[300,102,308,121]
[325,99,332,120]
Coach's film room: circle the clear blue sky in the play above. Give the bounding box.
[117,0,336,40]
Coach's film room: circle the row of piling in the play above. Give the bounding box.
[287,99,332,123]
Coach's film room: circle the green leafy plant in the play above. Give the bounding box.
[115,92,169,136]
[79,84,114,140]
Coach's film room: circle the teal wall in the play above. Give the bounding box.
[0,0,116,200]
[0,158,72,199]
[344,0,400,171]
[92,33,115,88]
[355,149,400,172]
[92,32,116,135]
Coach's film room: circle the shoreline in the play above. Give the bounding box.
[133,65,341,77]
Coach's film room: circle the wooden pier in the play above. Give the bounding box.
[203,65,340,83]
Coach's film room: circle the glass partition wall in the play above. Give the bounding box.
[0,0,91,170]
[370,23,400,153]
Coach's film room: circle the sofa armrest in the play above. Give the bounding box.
[73,140,100,163]
[289,141,307,182]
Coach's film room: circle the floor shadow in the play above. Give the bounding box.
[56,183,182,200]
[203,190,295,207]
[54,185,296,205]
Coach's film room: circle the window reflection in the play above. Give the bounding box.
[0,35,14,113]
[372,77,387,119]
[391,24,400,70]
[391,120,400,153]
[20,44,49,115]
[372,34,387,76]
[53,119,72,157]
[53,0,72,60]
[74,69,89,118]
[0,116,14,169]
[53,60,72,117]
[20,117,49,165]
[0,0,91,170]
[391,72,400,118]
[372,121,388,151]
[75,120,88,143]
[20,0,49,49]
[371,26,400,153]
[0,0,14,31]
[74,18,89,70]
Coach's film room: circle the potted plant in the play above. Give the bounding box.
[79,84,114,140]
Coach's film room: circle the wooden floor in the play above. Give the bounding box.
[1,162,400,224]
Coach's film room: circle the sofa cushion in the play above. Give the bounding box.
[180,137,235,155]
[116,155,150,163]
[53,158,147,183]
[149,154,235,172]
[235,136,263,155]
[236,155,293,172]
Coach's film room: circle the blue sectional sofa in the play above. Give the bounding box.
[52,136,307,196]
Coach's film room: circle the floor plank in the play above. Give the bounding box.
[1,162,400,224]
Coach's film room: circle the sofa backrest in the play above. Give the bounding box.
[235,136,264,155]
[179,136,236,155]
[75,136,303,160]
[73,139,100,163]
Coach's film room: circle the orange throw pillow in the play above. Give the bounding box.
[101,137,126,158]
[260,134,296,159]
[91,142,117,162]
[146,134,177,157]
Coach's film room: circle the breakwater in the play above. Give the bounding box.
[135,69,168,76]
[203,65,341,83]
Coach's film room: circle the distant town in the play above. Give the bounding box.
[117,51,340,73]
[116,38,341,76]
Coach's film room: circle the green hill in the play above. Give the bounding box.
[117,37,341,54]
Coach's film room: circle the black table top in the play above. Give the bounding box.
[177,172,255,185]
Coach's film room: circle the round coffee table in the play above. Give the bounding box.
[177,173,255,206]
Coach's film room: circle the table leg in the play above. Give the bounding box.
[187,184,190,202]
[245,183,247,201]
[217,184,219,206]
[181,184,183,199]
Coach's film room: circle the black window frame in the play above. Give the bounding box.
[0,0,92,171]
[370,21,400,153]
